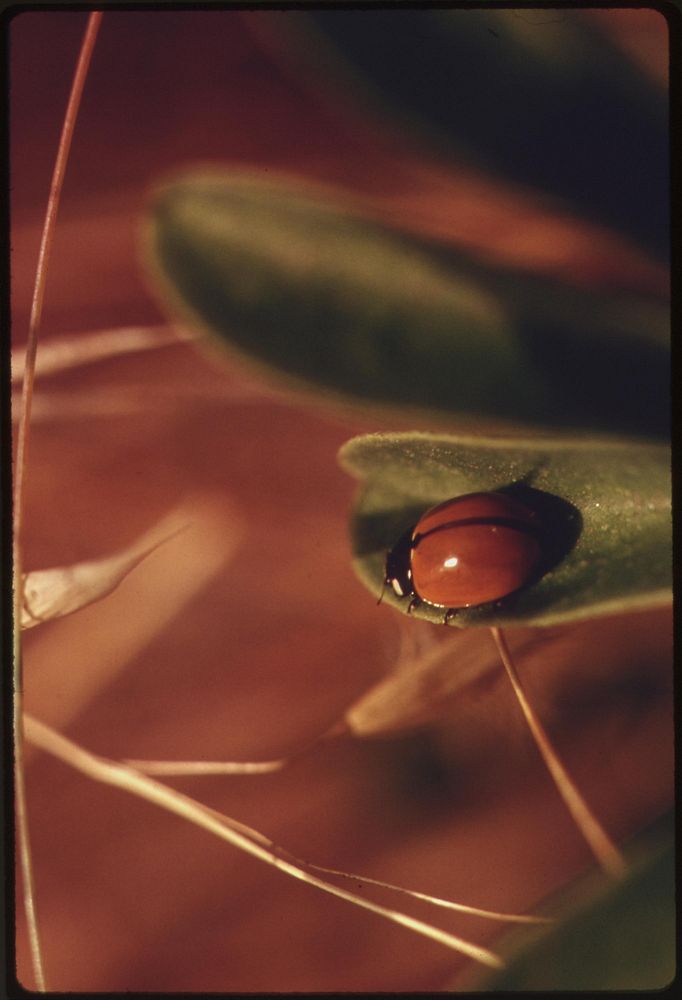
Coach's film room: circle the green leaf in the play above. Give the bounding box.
[293,8,669,258]
[145,172,669,439]
[480,831,675,991]
[339,432,671,627]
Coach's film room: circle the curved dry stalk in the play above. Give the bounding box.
[124,756,288,776]
[125,715,345,776]
[123,740,551,924]
[490,627,627,879]
[13,12,104,991]
[23,714,504,970]
[12,10,103,540]
[187,798,553,927]
[293,861,554,924]
[10,324,197,383]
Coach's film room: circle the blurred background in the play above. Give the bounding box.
[10,9,672,992]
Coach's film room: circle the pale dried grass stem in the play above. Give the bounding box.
[13,13,104,991]
[13,11,103,539]
[490,626,627,879]
[23,714,504,970]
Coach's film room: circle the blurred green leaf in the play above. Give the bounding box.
[293,8,669,258]
[481,832,675,991]
[146,172,668,438]
[339,432,671,627]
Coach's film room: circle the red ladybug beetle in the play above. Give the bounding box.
[384,492,542,617]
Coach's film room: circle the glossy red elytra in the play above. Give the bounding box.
[384,492,542,617]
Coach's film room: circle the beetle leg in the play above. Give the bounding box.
[443,608,458,626]
[406,597,421,615]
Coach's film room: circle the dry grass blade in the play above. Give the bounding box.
[13,11,103,543]
[10,324,197,382]
[21,513,189,629]
[23,496,242,740]
[490,627,627,879]
[22,714,504,970]
[12,381,274,423]
[173,796,552,926]
[345,627,495,736]
[125,757,288,775]
[296,862,554,924]
[344,624,553,737]
[126,723,336,776]
[13,13,104,991]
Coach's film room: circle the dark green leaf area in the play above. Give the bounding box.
[340,433,671,627]
[485,840,675,991]
[298,8,668,259]
[147,174,669,438]
[148,175,539,414]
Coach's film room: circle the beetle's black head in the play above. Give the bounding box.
[384,525,416,599]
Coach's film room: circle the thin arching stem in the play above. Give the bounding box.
[13,13,103,991]
[13,11,103,533]
[490,626,627,880]
[23,714,504,970]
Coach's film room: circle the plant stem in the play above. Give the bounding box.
[490,626,627,880]
[13,10,103,528]
[13,12,103,991]
[23,714,503,970]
